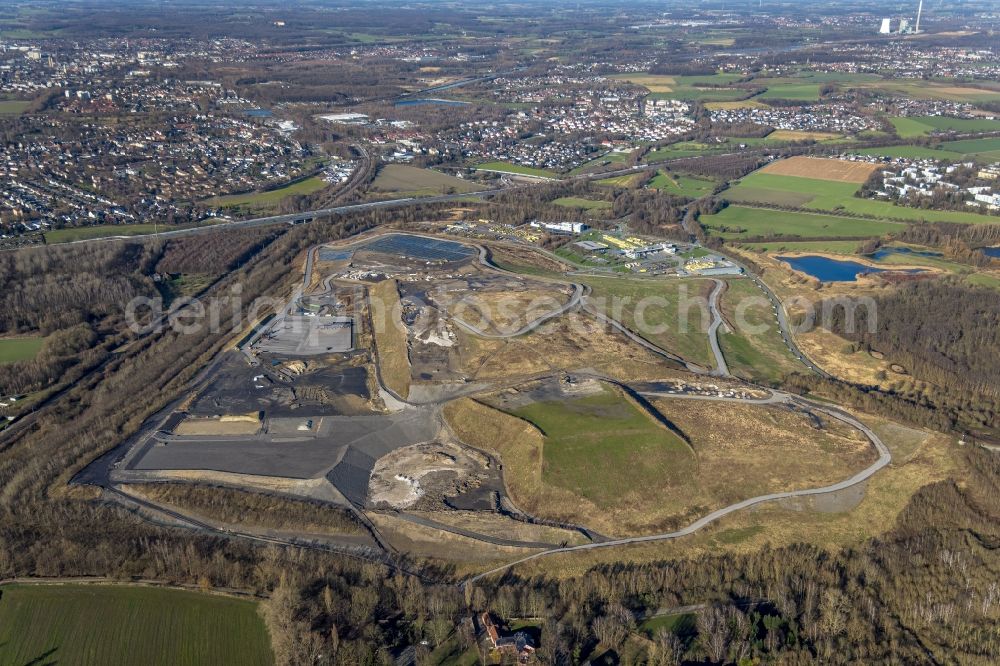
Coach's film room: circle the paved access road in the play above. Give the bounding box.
[706,279,731,377]
[719,254,831,379]
[67,229,880,578]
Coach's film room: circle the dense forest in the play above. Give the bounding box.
[0,228,283,397]
[821,279,1000,403]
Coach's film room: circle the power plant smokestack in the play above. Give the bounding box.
[915,0,923,33]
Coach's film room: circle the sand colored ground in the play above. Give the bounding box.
[117,471,347,503]
[369,278,411,399]
[444,392,876,538]
[368,512,542,562]
[610,73,676,93]
[369,441,490,509]
[452,312,683,384]
[442,286,573,335]
[172,415,260,436]
[371,164,479,195]
[408,510,589,546]
[485,242,572,275]
[704,100,767,110]
[761,156,879,183]
[502,416,954,579]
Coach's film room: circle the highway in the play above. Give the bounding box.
[48,149,750,247]
[59,191,501,245]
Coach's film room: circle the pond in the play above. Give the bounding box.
[777,255,924,282]
[243,108,273,118]
[981,247,1000,258]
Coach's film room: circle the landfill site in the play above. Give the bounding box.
[90,229,885,561]
[104,232,569,554]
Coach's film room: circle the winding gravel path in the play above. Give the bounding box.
[465,390,890,584]
[450,282,584,339]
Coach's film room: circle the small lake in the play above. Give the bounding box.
[981,247,1000,258]
[395,98,470,107]
[868,246,942,260]
[777,255,924,282]
[244,108,273,118]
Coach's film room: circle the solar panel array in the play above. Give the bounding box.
[360,234,475,262]
[318,248,354,262]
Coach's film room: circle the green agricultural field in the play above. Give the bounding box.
[595,173,644,188]
[371,164,480,197]
[0,584,273,666]
[938,137,1000,161]
[645,73,749,102]
[44,219,227,243]
[860,80,1000,103]
[718,278,805,384]
[889,117,930,138]
[609,73,678,93]
[207,175,330,210]
[509,386,693,509]
[703,205,902,240]
[0,100,30,115]
[966,273,1000,290]
[644,141,732,162]
[756,83,821,101]
[854,145,964,160]
[475,161,559,178]
[648,171,717,198]
[579,276,715,368]
[725,172,999,225]
[786,71,881,84]
[551,196,611,210]
[0,337,44,364]
[891,115,1000,138]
